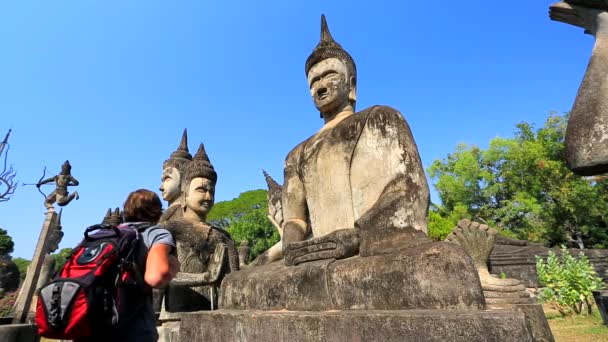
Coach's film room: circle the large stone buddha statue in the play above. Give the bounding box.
[280,15,430,265]
[219,15,484,312]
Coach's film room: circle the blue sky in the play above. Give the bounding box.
[0,1,593,259]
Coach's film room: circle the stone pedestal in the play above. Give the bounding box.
[179,309,535,342]
[13,210,58,323]
[158,320,181,342]
[0,323,38,342]
[486,304,554,342]
[221,242,484,311]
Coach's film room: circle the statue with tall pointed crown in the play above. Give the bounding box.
[159,142,238,314]
[159,129,192,223]
[219,13,483,310]
[179,15,545,342]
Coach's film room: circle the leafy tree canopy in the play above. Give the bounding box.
[428,112,608,248]
[12,257,29,281]
[0,228,14,256]
[208,189,278,260]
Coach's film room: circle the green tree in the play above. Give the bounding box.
[208,189,279,260]
[0,228,14,256]
[12,257,30,281]
[52,248,72,271]
[428,112,608,247]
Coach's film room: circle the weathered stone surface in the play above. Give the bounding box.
[487,304,555,342]
[0,324,38,342]
[179,309,534,342]
[550,2,608,175]
[447,220,535,303]
[12,210,58,323]
[220,241,484,311]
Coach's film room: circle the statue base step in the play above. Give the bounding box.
[0,323,38,342]
[178,309,537,342]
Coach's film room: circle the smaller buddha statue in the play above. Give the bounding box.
[250,171,285,266]
[101,207,123,226]
[161,143,238,312]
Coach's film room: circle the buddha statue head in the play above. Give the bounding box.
[161,129,192,205]
[305,15,357,118]
[182,143,217,222]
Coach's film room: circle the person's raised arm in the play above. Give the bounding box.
[145,243,177,288]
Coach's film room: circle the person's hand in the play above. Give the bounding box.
[36,183,41,188]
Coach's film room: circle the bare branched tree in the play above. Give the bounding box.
[0,129,17,202]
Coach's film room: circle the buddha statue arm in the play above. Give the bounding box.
[352,106,430,256]
[281,144,309,250]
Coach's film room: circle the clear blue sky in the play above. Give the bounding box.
[0,1,593,259]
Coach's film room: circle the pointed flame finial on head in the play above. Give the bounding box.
[184,142,217,185]
[305,14,356,80]
[164,129,192,170]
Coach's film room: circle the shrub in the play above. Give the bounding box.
[0,290,17,317]
[536,246,604,316]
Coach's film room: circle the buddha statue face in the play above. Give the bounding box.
[307,58,356,115]
[160,166,182,203]
[184,177,215,221]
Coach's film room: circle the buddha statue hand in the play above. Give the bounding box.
[550,1,608,35]
[170,243,227,286]
[284,228,359,266]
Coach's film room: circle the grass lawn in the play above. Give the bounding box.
[547,309,608,342]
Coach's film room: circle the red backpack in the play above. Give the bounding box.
[36,223,151,340]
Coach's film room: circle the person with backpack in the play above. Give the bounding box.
[37,189,178,341]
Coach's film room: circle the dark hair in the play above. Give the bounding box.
[123,189,162,223]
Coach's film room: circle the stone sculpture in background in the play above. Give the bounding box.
[550,1,608,175]
[446,219,532,300]
[446,219,554,342]
[101,207,123,226]
[159,129,192,223]
[249,170,284,265]
[37,160,80,209]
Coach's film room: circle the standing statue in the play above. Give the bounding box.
[159,129,192,223]
[160,143,238,312]
[550,1,608,175]
[37,160,80,209]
